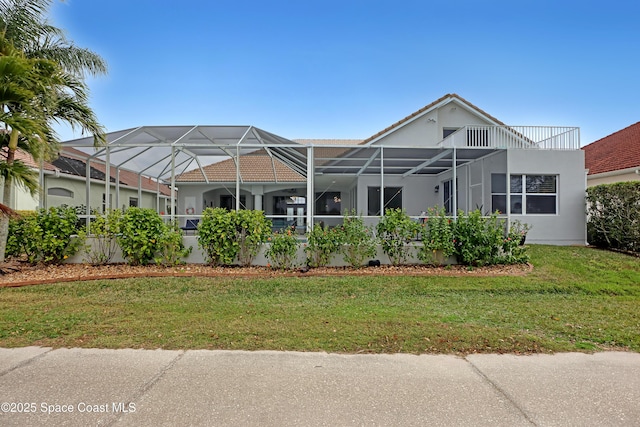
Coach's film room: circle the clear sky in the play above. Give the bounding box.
[50,0,640,146]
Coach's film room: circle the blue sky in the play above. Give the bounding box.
[51,0,640,146]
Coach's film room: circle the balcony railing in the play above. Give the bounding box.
[439,126,580,150]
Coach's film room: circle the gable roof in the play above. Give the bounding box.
[360,93,507,145]
[582,121,640,175]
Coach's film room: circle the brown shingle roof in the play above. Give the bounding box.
[583,122,640,175]
[176,154,305,182]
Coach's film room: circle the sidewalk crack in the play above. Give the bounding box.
[465,356,538,426]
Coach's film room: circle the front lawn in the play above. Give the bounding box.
[1,245,638,354]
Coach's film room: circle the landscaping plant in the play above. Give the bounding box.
[154,221,192,266]
[338,209,376,268]
[376,207,420,265]
[305,223,343,267]
[82,209,122,265]
[586,182,640,253]
[234,210,272,266]
[117,207,167,265]
[197,208,238,266]
[265,226,299,270]
[419,207,456,265]
[12,206,83,264]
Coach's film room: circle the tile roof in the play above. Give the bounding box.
[582,122,640,175]
[176,153,306,182]
[1,147,58,172]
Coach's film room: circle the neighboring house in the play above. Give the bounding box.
[1,147,173,213]
[61,94,587,245]
[582,121,640,186]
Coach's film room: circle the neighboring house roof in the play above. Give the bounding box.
[1,147,57,172]
[360,93,507,145]
[176,151,306,183]
[583,122,640,175]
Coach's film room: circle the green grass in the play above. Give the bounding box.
[1,245,639,354]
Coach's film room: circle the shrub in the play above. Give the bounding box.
[377,207,420,265]
[502,221,531,264]
[419,207,455,265]
[16,207,82,264]
[453,210,505,266]
[82,209,122,265]
[197,208,238,266]
[305,223,342,267]
[235,210,272,266]
[117,207,166,265]
[154,221,192,266]
[338,209,376,268]
[586,182,640,252]
[265,226,299,270]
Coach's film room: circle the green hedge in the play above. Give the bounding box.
[586,182,640,252]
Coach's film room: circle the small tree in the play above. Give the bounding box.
[117,208,166,266]
[197,208,238,266]
[376,208,420,266]
[305,223,342,267]
[235,210,271,266]
[338,209,376,268]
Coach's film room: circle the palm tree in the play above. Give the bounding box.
[0,0,107,261]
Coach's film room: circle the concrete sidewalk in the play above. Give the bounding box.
[0,348,638,426]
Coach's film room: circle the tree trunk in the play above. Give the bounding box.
[0,131,18,262]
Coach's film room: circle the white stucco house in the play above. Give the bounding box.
[61,94,587,245]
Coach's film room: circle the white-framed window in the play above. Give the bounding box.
[47,187,73,198]
[491,174,557,214]
[129,197,138,207]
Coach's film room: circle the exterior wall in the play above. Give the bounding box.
[43,175,162,212]
[371,102,494,147]
[587,171,640,186]
[507,149,586,245]
[355,174,439,217]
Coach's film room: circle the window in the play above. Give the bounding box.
[220,194,247,210]
[129,197,138,207]
[315,191,341,215]
[102,193,112,213]
[491,174,557,214]
[47,187,73,198]
[443,128,459,139]
[367,187,402,215]
[443,179,458,215]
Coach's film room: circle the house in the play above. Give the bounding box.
[582,121,640,186]
[1,146,173,213]
[61,94,587,245]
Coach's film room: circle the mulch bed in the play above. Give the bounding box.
[0,260,533,288]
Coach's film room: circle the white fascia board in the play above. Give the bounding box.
[588,166,640,179]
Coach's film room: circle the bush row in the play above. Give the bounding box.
[586,182,640,253]
[7,206,530,268]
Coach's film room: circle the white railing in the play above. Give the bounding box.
[439,126,580,150]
